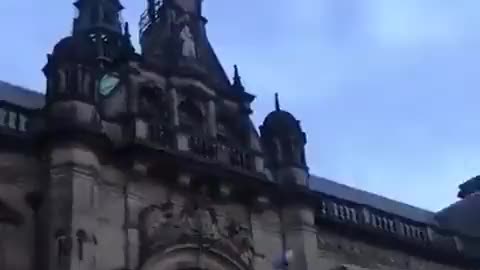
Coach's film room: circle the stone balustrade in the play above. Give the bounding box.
[0,105,29,133]
[186,134,255,171]
[315,196,480,261]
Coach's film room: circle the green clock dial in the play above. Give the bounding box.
[98,73,120,96]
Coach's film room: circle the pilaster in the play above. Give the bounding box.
[168,87,180,127]
[250,196,283,270]
[281,204,317,270]
[40,144,101,270]
[207,99,217,138]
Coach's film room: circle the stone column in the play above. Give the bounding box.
[207,100,217,138]
[168,88,179,127]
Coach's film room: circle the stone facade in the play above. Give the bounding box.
[0,1,479,270]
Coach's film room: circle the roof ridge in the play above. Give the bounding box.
[0,80,45,109]
[315,175,433,213]
[310,175,436,225]
[0,80,43,95]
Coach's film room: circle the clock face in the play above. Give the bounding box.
[98,73,120,96]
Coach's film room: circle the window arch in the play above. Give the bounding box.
[178,98,204,133]
[138,85,168,121]
[140,246,248,270]
[216,114,247,145]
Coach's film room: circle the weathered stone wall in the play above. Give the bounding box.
[316,228,472,270]
[0,152,40,270]
[0,151,473,270]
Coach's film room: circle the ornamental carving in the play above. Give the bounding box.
[140,199,256,266]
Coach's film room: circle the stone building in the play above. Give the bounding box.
[0,0,479,270]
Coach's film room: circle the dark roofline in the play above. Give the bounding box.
[0,80,45,109]
[310,175,436,225]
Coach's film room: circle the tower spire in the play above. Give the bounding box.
[275,93,281,111]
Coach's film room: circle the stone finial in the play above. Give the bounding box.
[232,65,245,91]
[124,22,131,37]
[123,22,135,53]
[275,93,280,111]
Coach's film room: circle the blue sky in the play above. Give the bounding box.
[1,0,479,211]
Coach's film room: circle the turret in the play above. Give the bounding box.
[260,93,309,186]
[261,95,315,270]
[436,176,480,238]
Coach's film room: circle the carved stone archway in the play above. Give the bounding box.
[140,244,249,270]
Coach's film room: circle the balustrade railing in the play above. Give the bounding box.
[315,197,480,259]
[187,135,254,171]
[148,123,172,148]
[0,106,29,134]
[143,125,255,172]
[188,135,217,160]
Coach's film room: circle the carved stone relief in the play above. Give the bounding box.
[140,198,256,267]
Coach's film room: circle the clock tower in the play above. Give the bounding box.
[43,0,134,105]
[38,1,134,269]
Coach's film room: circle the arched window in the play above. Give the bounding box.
[138,85,167,121]
[178,99,204,133]
[217,114,246,145]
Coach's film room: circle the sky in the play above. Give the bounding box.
[1,0,480,211]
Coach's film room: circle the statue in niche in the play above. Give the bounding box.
[180,24,197,59]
